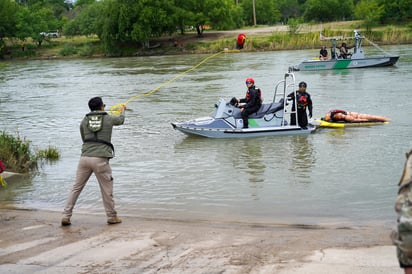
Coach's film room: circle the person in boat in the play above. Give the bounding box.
[323,110,390,123]
[339,42,352,59]
[287,81,313,129]
[319,45,328,60]
[61,97,126,226]
[234,77,262,128]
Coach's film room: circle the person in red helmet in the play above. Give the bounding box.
[235,77,262,128]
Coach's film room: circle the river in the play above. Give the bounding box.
[1,45,411,226]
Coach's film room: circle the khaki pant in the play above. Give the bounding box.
[63,156,117,218]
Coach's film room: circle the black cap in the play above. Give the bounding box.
[88,97,103,111]
[299,81,307,88]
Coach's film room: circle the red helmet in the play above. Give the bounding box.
[245,77,254,84]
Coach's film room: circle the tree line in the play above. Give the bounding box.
[0,0,411,55]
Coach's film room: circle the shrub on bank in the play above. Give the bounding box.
[0,130,60,174]
[59,43,78,56]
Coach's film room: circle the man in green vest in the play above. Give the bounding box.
[61,97,126,226]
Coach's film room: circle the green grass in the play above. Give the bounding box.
[36,146,60,161]
[0,130,60,175]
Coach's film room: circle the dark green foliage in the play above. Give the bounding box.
[303,0,354,22]
[59,43,77,56]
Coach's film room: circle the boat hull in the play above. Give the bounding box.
[294,56,399,71]
[172,121,315,138]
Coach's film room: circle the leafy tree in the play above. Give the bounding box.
[0,0,19,39]
[277,0,302,23]
[0,0,20,57]
[303,0,354,22]
[241,0,281,25]
[355,0,384,31]
[16,0,71,20]
[15,5,59,45]
[177,0,241,35]
[63,1,104,36]
[95,0,177,54]
[188,0,212,35]
[174,0,196,34]
[74,0,96,7]
[205,0,242,30]
[379,0,412,23]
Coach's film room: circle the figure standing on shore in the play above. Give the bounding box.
[287,81,313,129]
[61,97,126,226]
[236,33,246,49]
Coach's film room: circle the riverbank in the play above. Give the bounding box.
[0,208,401,273]
[2,21,411,60]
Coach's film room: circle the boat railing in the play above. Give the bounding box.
[273,71,297,127]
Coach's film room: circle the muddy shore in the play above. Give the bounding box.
[0,206,401,273]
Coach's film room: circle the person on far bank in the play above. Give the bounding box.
[61,97,126,226]
[234,78,262,128]
[287,81,313,129]
[236,33,246,49]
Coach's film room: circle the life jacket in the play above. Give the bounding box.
[237,34,246,46]
[329,109,347,121]
[245,87,262,102]
[296,92,309,109]
[83,112,114,151]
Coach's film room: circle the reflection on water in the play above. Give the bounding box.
[233,140,265,183]
[232,140,266,201]
[288,135,316,182]
[1,46,412,226]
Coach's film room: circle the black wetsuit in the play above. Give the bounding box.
[239,86,262,128]
[287,91,313,128]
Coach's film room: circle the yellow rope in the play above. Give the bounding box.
[109,50,230,115]
[0,175,6,187]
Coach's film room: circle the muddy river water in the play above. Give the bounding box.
[1,45,411,226]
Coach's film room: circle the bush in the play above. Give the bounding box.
[0,130,60,174]
[36,146,60,161]
[59,43,78,56]
[78,45,94,57]
[0,131,36,173]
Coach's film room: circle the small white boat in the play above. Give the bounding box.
[292,30,399,71]
[171,71,316,138]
